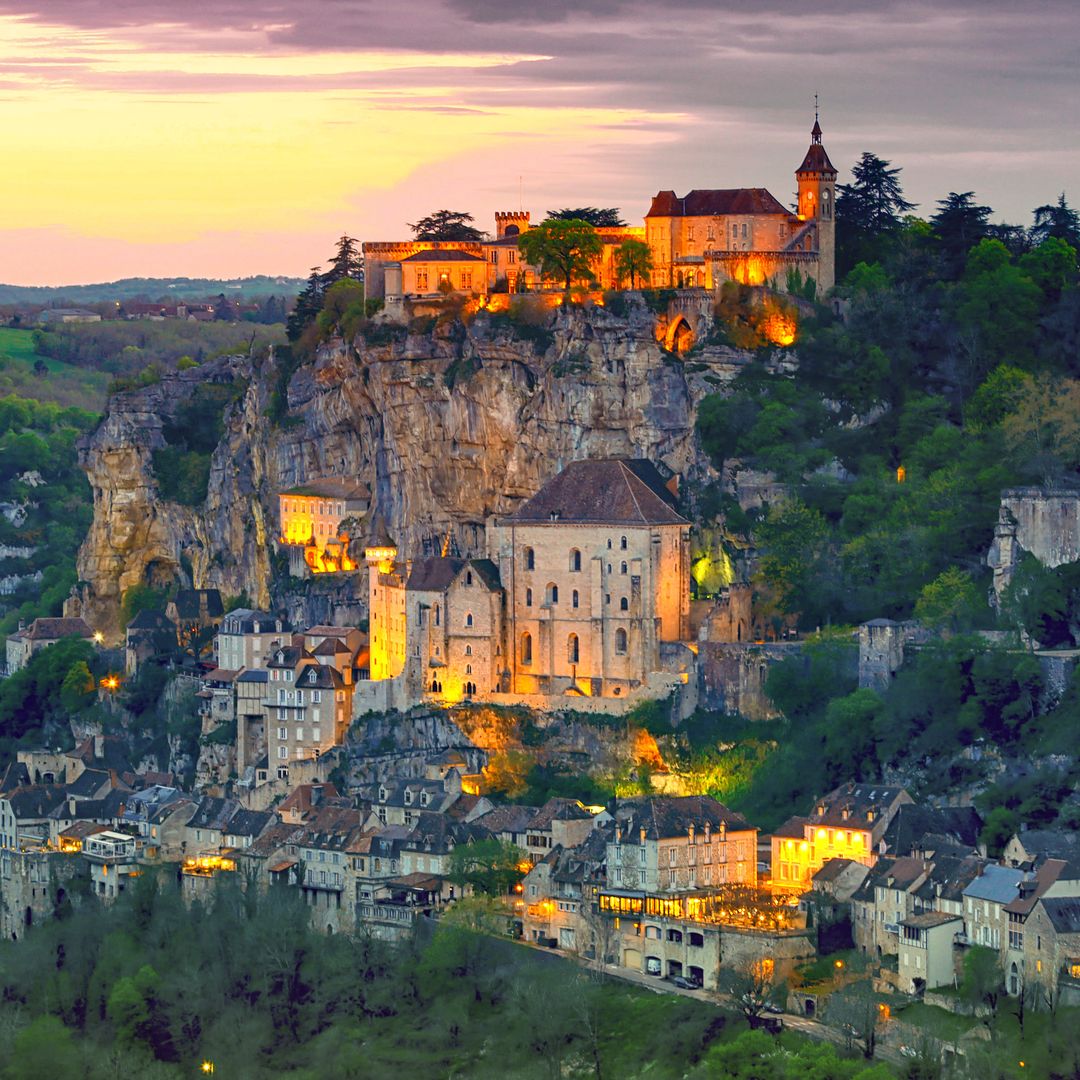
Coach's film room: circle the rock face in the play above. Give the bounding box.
[71,299,774,632]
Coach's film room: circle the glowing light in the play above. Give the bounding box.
[201,1063,215,1075]
[762,312,797,347]
[92,631,104,644]
[896,465,906,484]
[100,675,120,692]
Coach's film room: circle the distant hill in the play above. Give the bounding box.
[0,275,305,306]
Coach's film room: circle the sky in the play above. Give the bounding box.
[0,0,1077,285]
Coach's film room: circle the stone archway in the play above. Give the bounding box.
[665,314,695,354]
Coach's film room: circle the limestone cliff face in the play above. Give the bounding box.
[72,300,769,632]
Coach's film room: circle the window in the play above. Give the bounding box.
[461,271,473,289]
[569,549,582,572]
[620,597,629,611]
[620,561,627,574]
[278,746,288,759]
[524,547,535,570]
[465,664,472,675]
[568,634,579,664]
[508,250,516,264]
[465,612,473,627]
[526,587,533,607]
[572,589,579,609]
[615,628,628,654]
[434,603,440,627]
[741,223,747,238]
[278,726,287,740]
[521,633,533,665]
[312,690,321,703]
[547,583,558,605]
[465,644,472,656]
[620,536,627,550]
[607,539,612,550]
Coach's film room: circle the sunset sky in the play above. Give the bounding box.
[1,0,1077,285]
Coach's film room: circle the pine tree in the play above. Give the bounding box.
[1031,193,1080,250]
[930,191,993,277]
[286,266,324,342]
[323,235,362,286]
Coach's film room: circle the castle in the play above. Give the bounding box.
[362,119,836,303]
[359,459,695,714]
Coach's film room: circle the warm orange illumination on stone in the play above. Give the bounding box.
[762,312,797,346]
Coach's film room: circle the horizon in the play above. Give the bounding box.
[1,0,1077,286]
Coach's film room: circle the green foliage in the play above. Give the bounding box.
[60,660,96,713]
[613,237,653,289]
[448,837,527,895]
[641,287,677,314]
[151,381,243,506]
[121,583,169,628]
[517,218,603,293]
[914,567,984,634]
[0,327,111,410]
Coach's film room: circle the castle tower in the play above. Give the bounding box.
[795,111,838,293]
[364,516,405,681]
[494,211,530,239]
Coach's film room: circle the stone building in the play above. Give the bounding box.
[278,480,370,577]
[363,458,693,710]
[490,458,691,699]
[5,616,95,675]
[646,119,836,294]
[771,782,913,894]
[215,608,289,672]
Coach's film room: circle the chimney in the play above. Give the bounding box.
[94,734,104,760]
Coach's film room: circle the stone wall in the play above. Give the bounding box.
[698,641,803,719]
[987,488,1080,602]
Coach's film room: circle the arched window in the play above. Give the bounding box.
[465,664,472,675]
[568,634,579,664]
[465,571,473,585]
[620,561,627,575]
[569,549,582,572]
[615,628,628,654]
[620,536,627,550]
[434,603,440,627]
[572,589,579,609]
[524,547,535,570]
[607,539,612,550]
[465,644,473,656]
[521,632,533,665]
[526,587,533,607]
[547,583,558,605]
[465,612,473,627]
[620,597,629,611]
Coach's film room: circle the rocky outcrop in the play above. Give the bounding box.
[71,299,783,632]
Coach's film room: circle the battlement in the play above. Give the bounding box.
[494,211,530,239]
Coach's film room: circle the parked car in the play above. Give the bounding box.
[645,957,662,976]
[671,975,701,990]
[899,1046,918,1059]
[763,1002,784,1014]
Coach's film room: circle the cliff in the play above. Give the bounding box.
[70,298,776,632]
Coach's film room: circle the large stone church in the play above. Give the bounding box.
[362,119,836,301]
[363,460,693,711]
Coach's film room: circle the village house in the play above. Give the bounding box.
[83,830,140,901]
[166,589,223,652]
[5,616,95,674]
[124,609,176,675]
[278,480,370,576]
[771,782,913,893]
[1024,896,1080,1006]
[214,608,289,672]
[851,855,928,960]
[898,911,964,994]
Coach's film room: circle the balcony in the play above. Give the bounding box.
[884,922,899,934]
[303,871,345,892]
[954,931,971,946]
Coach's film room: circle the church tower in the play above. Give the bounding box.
[795,110,838,293]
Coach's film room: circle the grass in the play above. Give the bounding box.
[0,328,110,410]
[896,1001,978,1041]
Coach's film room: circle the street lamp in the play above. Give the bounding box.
[201,1062,215,1075]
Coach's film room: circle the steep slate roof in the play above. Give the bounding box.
[531,797,595,830]
[474,804,538,837]
[812,858,858,884]
[615,795,750,842]
[225,809,274,839]
[807,781,909,829]
[964,863,1027,905]
[5,785,67,818]
[797,123,837,175]
[1041,897,1080,935]
[882,803,983,856]
[504,459,687,526]
[126,609,175,632]
[646,188,790,218]
[407,557,468,593]
[0,762,31,792]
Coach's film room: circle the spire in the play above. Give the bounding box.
[811,93,822,143]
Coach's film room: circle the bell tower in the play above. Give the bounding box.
[795,102,838,292]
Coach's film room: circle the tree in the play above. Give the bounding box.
[914,567,983,634]
[930,192,993,277]
[518,218,603,294]
[447,837,527,896]
[1031,192,1080,250]
[60,660,95,714]
[717,957,782,1024]
[324,234,362,285]
[829,979,884,1059]
[548,207,627,228]
[756,497,837,627]
[286,266,324,343]
[6,1016,82,1079]
[960,945,1002,1026]
[409,210,485,241]
[614,238,653,289]
[836,153,916,273]
[1001,374,1080,483]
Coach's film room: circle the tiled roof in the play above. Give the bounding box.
[281,480,370,501]
[503,459,687,526]
[796,141,837,176]
[883,804,983,856]
[23,617,94,641]
[126,609,175,631]
[963,863,1026,905]
[4,785,67,818]
[530,797,595,830]
[615,796,751,843]
[407,557,467,593]
[646,188,789,218]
